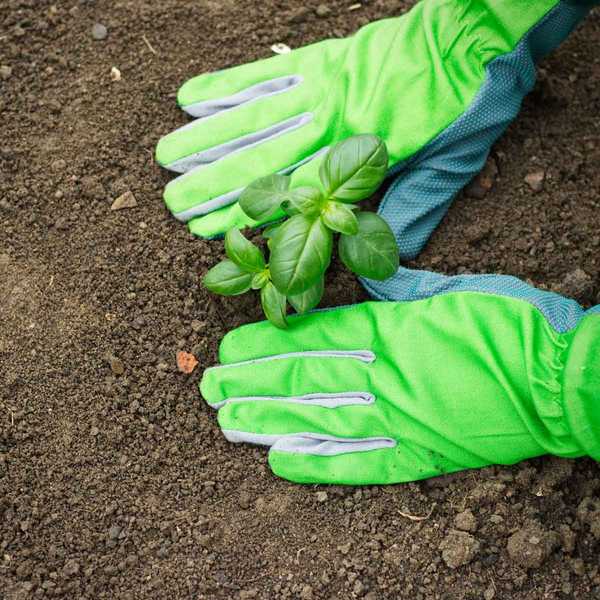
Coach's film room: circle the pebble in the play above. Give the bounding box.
[0,66,12,80]
[108,524,122,540]
[465,223,491,245]
[271,43,291,55]
[524,170,545,192]
[62,559,80,578]
[238,492,252,510]
[454,509,477,533]
[315,4,332,17]
[190,319,203,333]
[110,66,121,81]
[439,530,480,568]
[560,268,593,301]
[111,191,137,211]
[337,542,351,555]
[316,491,328,503]
[51,159,67,172]
[108,356,125,376]
[92,23,108,40]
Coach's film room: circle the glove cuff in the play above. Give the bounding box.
[563,314,600,461]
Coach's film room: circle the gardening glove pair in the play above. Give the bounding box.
[156,0,596,259]
[200,268,600,485]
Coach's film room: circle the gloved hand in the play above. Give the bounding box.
[156,0,595,258]
[199,268,600,485]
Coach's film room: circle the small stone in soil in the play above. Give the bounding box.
[108,356,125,375]
[316,491,328,503]
[0,66,12,80]
[316,4,331,17]
[560,268,593,301]
[238,492,252,509]
[524,170,545,192]
[92,23,108,40]
[111,191,137,210]
[108,524,122,540]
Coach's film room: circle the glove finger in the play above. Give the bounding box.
[176,51,304,118]
[162,118,326,223]
[217,395,388,442]
[156,82,309,173]
[200,351,374,407]
[176,36,347,117]
[215,302,382,365]
[187,202,276,239]
[268,437,465,485]
[186,152,323,238]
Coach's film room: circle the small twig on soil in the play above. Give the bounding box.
[142,35,158,56]
[397,503,436,522]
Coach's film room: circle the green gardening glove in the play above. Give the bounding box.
[199,268,600,485]
[156,0,596,245]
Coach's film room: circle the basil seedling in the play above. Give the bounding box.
[203,134,399,328]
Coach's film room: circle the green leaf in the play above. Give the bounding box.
[262,222,281,239]
[251,270,270,290]
[270,214,333,295]
[203,260,253,296]
[260,282,288,329]
[263,223,281,252]
[321,201,359,235]
[338,212,399,280]
[288,277,324,315]
[224,228,265,273]
[239,174,290,221]
[319,134,388,203]
[281,187,323,217]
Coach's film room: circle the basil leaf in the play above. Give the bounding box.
[260,282,288,329]
[321,201,359,235]
[319,134,388,202]
[338,212,399,280]
[203,260,253,296]
[262,222,281,239]
[270,214,333,295]
[224,228,265,273]
[251,270,270,290]
[288,277,324,315]
[281,187,323,217]
[239,174,290,221]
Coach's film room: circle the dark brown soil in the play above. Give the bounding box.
[1,1,600,599]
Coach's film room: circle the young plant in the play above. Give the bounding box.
[203,134,399,328]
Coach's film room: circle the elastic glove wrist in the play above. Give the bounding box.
[564,313,600,461]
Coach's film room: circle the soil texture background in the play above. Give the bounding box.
[1,1,600,598]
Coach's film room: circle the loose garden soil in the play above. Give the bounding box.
[1,1,599,598]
